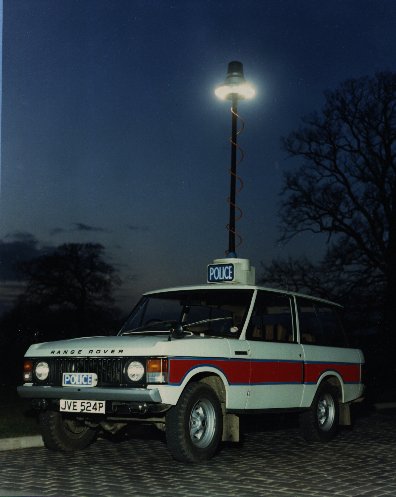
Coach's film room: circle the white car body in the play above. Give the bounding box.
[18,259,364,461]
[19,284,364,411]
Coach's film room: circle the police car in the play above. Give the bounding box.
[18,258,364,463]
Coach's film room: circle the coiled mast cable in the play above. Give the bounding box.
[226,101,246,257]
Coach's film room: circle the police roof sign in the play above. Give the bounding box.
[207,258,256,285]
[207,263,235,283]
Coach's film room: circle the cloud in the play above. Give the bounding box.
[0,233,57,314]
[73,222,108,233]
[49,227,67,236]
[50,223,148,237]
[5,231,38,243]
[0,281,25,304]
[0,231,56,292]
[127,225,149,232]
[50,223,109,236]
[0,233,52,281]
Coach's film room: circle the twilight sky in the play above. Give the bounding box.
[1,0,395,315]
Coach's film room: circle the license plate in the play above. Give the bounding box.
[62,372,98,387]
[60,399,106,414]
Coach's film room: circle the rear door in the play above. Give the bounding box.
[296,298,363,407]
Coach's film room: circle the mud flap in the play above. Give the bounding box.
[222,413,240,442]
[339,402,351,426]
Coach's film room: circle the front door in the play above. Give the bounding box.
[244,291,304,409]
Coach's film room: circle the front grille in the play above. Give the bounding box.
[45,357,127,387]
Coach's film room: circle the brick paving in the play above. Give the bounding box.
[0,408,396,497]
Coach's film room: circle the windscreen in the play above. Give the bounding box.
[119,288,254,338]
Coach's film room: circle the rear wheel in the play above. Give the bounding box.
[166,382,222,463]
[300,383,339,442]
[39,411,97,451]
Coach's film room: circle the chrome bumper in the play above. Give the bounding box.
[17,385,162,403]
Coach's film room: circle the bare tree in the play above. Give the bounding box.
[0,243,122,383]
[272,72,396,341]
[260,255,382,338]
[16,243,121,338]
[260,256,353,300]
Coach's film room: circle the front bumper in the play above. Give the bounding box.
[17,384,162,403]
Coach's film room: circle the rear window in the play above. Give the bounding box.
[296,298,348,347]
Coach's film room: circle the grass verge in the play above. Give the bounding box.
[0,385,40,438]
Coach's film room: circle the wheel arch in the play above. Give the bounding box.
[184,369,228,407]
[317,372,344,401]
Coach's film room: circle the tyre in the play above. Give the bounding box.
[39,411,97,451]
[166,382,223,463]
[300,383,339,442]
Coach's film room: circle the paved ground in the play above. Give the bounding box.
[1,406,396,497]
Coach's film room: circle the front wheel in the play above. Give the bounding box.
[166,382,222,463]
[39,411,97,451]
[299,383,339,442]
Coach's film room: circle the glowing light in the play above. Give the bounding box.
[215,82,255,100]
[215,61,255,101]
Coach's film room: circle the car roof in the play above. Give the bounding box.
[143,284,342,308]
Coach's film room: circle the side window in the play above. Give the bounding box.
[296,300,321,345]
[316,305,348,347]
[297,298,348,347]
[248,291,294,343]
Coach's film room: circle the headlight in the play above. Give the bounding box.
[126,361,145,382]
[35,361,49,381]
